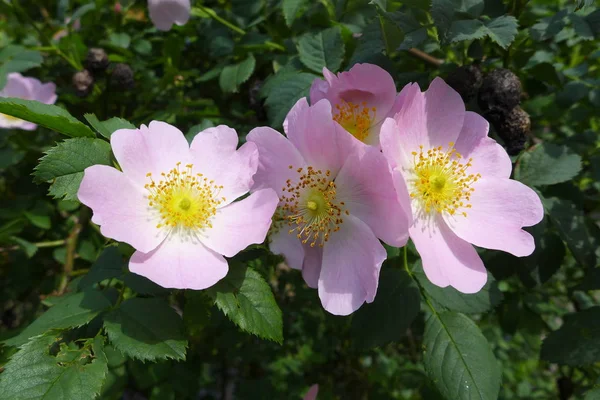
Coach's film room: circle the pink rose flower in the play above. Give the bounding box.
[148,0,191,31]
[248,98,409,315]
[0,73,57,131]
[309,63,403,146]
[304,384,319,400]
[78,122,279,289]
[380,78,544,293]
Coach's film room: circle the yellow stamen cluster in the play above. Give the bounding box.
[410,143,480,217]
[145,162,225,230]
[280,165,348,247]
[332,101,376,143]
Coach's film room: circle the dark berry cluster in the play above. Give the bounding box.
[478,68,529,155]
[72,48,134,97]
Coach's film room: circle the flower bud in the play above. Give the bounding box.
[72,69,94,97]
[478,68,522,112]
[110,63,134,90]
[446,64,482,102]
[85,48,109,74]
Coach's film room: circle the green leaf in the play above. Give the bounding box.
[103,298,187,361]
[484,15,519,49]
[84,114,136,139]
[109,32,131,49]
[349,21,385,64]
[423,311,501,400]
[3,290,112,347]
[447,20,488,42]
[78,247,124,290]
[70,3,96,22]
[585,9,600,36]
[413,261,503,314]
[447,16,517,49]
[0,45,43,89]
[33,137,113,201]
[584,387,600,400]
[219,54,256,93]
[207,264,283,343]
[543,197,596,268]
[23,211,51,230]
[0,334,108,400]
[0,98,95,138]
[530,9,567,42]
[541,307,600,366]
[282,0,307,26]
[351,266,420,348]
[556,81,590,107]
[431,0,456,41]
[298,26,345,73]
[431,0,484,41]
[263,72,316,128]
[570,14,595,40]
[122,272,171,295]
[369,0,387,9]
[575,268,600,291]
[515,143,582,187]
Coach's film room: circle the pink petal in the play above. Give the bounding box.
[454,111,512,179]
[111,121,191,184]
[387,82,412,119]
[335,146,409,247]
[444,177,544,257]
[246,126,306,196]
[303,384,319,400]
[284,98,359,176]
[324,63,397,123]
[130,235,227,289]
[380,117,409,171]
[190,125,258,204]
[1,73,33,99]
[423,77,465,148]
[201,189,279,257]
[309,77,330,105]
[390,79,465,157]
[78,165,166,253]
[302,244,323,289]
[28,77,57,104]
[270,228,304,271]
[388,83,427,158]
[318,215,386,315]
[148,0,191,31]
[410,215,487,293]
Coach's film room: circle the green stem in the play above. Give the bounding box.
[195,6,284,51]
[11,3,81,70]
[403,247,439,315]
[36,239,67,248]
[198,5,246,35]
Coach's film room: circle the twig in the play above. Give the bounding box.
[408,48,444,67]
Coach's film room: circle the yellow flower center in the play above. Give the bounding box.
[280,165,348,247]
[409,143,480,217]
[144,162,225,230]
[332,101,376,143]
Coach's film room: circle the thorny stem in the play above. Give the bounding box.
[57,211,86,295]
